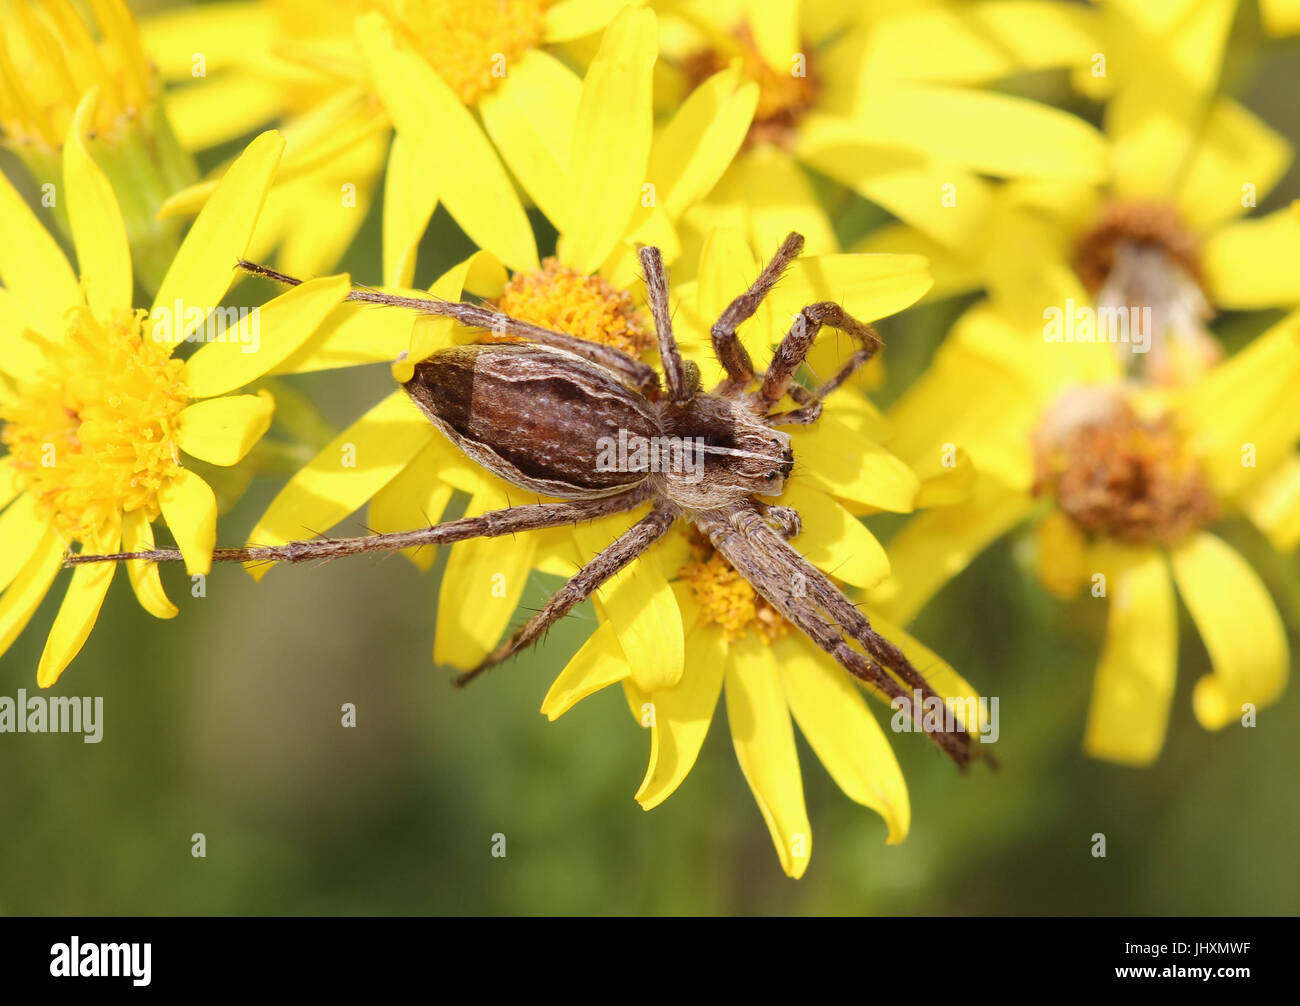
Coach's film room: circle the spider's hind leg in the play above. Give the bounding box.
[453,502,678,687]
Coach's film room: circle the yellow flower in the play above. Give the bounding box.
[874,301,1300,765]
[659,0,1108,257]
[532,230,988,878]
[859,0,1300,335]
[0,94,347,686]
[140,0,636,277]
[0,0,198,290]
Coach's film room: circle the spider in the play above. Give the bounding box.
[70,232,975,766]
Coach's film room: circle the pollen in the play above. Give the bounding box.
[683,24,819,150]
[679,543,791,645]
[373,0,548,106]
[0,308,189,541]
[495,258,655,359]
[1033,389,1216,546]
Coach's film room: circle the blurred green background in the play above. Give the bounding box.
[2,3,1299,916]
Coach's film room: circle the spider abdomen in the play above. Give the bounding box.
[403,343,662,500]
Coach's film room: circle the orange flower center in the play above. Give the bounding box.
[683,23,819,150]
[1033,388,1215,546]
[679,538,791,644]
[495,258,655,359]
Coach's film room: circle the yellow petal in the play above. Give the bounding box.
[687,147,839,257]
[1173,99,1291,232]
[122,508,177,619]
[158,469,218,576]
[862,83,1108,181]
[541,618,631,719]
[861,1,1099,83]
[632,621,727,809]
[0,160,81,336]
[183,274,352,397]
[0,494,50,594]
[1034,508,1089,600]
[162,72,287,152]
[573,508,684,693]
[1241,452,1300,553]
[795,414,920,512]
[246,390,432,580]
[175,391,275,467]
[479,49,580,229]
[274,297,425,376]
[367,439,455,572]
[872,476,1033,624]
[1105,0,1236,198]
[381,132,440,289]
[647,66,757,221]
[690,227,766,385]
[434,488,540,668]
[1261,0,1300,35]
[773,252,933,325]
[558,5,657,274]
[1169,532,1288,729]
[139,1,275,79]
[151,130,286,340]
[744,0,799,71]
[794,113,994,251]
[777,479,890,589]
[355,13,536,271]
[64,88,131,316]
[726,634,811,878]
[542,0,626,41]
[1202,208,1300,310]
[776,633,910,844]
[1180,309,1300,495]
[0,525,63,662]
[1083,547,1177,766]
[37,521,119,688]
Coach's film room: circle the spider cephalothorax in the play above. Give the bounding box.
[70,234,976,766]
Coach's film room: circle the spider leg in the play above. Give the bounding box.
[709,232,805,393]
[453,502,678,687]
[64,488,651,567]
[695,505,973,766]
[236,259,660,396]
[638,246,691,402]
[757,302,882,411]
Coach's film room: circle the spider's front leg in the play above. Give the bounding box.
[757,302,883,418]
[695,505,975,766]
[65,490,651,567]
[453,502,679,687]
[709,232,805,394]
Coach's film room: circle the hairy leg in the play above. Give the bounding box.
[695,505,973,765]
[65,489,651,568]
[638,246,691,403]
[454,502,679,686]
[709,231,805,392]
[757,302,882,410]
[237,259,661,396]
